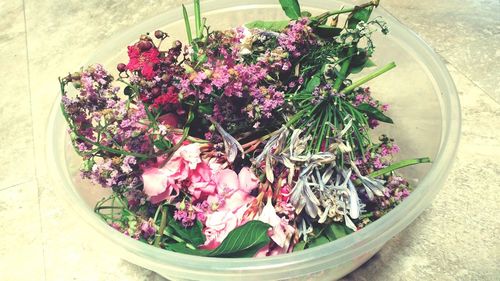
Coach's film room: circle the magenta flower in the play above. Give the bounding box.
[126,45,160,80]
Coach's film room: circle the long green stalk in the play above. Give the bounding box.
[194,0,202,38]
[369,157,431,178]
[182,5,193,43]
[341,62,396,94]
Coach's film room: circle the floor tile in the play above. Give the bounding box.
[0,0,35,188]
[442,34,500,103]
[0,181,45,281]
[382,0,500,53]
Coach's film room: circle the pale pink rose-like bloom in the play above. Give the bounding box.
[202,204,251,250]
[213,167,259,211]
[202,209,239,250]
[202,167,259,249]
[142,168,180,204]
[176,143,202,169]
[188,161,217,199]
[257,198,295,255]
[142,143,203,203]
[238,167,260,193]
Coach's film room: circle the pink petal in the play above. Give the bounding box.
[238,167,259,193]
[142,167,168,197]
[157,113,179,128]
[215,169,240,194]
[177,143,202,169]
[223,190,251,211]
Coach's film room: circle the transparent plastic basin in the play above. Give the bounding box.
[46,0,461,280]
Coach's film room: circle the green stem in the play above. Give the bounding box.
[341,62,396,94]
[154,205,168,247]
[369,157,431,178]
[194,0,202,38]
[313,0,380,22]
[285,107,310,127]
[182,5,193,43]
[333,47,356,91]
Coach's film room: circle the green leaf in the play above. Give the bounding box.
[245,20,290,32]
[168,217,206,247]
[208,220,271,257]
[348,6,374,29]
[304,75,321,93]
[279,0,301,20]
[307,235,329,248]
[350,59,376,74]
[293,240,307,252]
[314,25,342,39]
[166,243,209,256]
[357,103,394,124]
[166,220,271,257]
[324,223,353,241]
[369,157,431,178]
[182,4,193,43]
[153,138,172,151]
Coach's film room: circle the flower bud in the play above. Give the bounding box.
[138,40,153,52]
[154,30,164,39]
[172,40,182,50]
[151,87,161,96]
[82,158,95,172]
[116,63,127,73]
[71,72,81,81]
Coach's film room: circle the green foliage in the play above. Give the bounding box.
[356,103,394,124]
[347,6,374,29]
[168,215,206,247]
[324,223,353,241]
[279,0,301,19]
[167,220,271,258]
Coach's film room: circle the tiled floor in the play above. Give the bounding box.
[0,0,499,280]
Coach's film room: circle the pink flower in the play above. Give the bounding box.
[213,167,259,210]
[238,167,260,193]
[202,210,239,250]
[142,168,180,204]
[142,143,203,203]
[258,198,288,248]
[188,161,217,199]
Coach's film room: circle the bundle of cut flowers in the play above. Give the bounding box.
[59,0,430,257]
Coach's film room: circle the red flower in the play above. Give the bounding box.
[126,45,160,80]
[152,86,180,108]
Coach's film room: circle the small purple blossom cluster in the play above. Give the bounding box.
[311,83,345,104]
[356,139,400,173]
[350,87,390,128]
[278,18,317,58]
[173,200,209,227]
[62,65,154,190]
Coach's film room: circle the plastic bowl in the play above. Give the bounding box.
[46,0,461,280]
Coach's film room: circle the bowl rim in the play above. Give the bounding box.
[46,0,461,277]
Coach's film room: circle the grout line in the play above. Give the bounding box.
[444,62,500,106]
[21,0,47,280]
[0,180,34,192]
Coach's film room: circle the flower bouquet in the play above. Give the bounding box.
[59,0,430,258]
